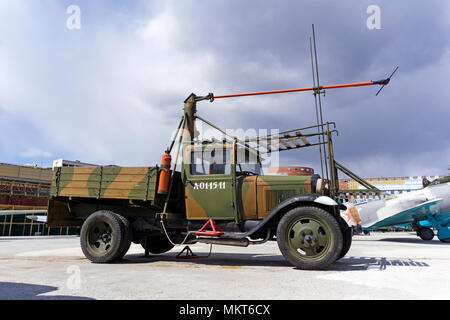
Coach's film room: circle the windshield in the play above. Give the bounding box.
[190,146,231,175]
[236,147,262,175]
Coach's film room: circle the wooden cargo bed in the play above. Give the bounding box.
[50,166,159,201]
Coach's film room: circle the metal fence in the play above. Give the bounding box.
[0,177,79,236]
[0,214,79,237]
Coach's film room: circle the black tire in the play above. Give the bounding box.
[141,234,174,254]
[418,227,434,241]
[80,210,124,263]
[276,206,343,270]
[337,224,352,260]
[115,215,133,260]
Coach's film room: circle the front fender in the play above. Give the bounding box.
[228,194,340,239]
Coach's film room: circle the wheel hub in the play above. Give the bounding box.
[300,230,318,248]
[100,232,112,244]
[87,222,114,253]
[288,218,330,258]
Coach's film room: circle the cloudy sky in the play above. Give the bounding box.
[0,0,449,178]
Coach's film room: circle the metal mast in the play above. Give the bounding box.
[310,24,328,181]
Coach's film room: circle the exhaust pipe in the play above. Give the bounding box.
[188,230,271,247]
[194,237,249,247]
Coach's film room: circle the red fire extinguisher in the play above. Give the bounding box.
[157,151,172,194]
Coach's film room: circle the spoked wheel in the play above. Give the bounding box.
[277,206,343,270]
[80,210,124,263]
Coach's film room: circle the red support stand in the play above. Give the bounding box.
[194,218,224,236]
[176,245,199,259]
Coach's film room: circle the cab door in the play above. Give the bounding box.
[184,145,236,220]
[236,175,258,220]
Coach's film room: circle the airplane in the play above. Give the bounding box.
[341,177,450,242]
[423,175,450,187]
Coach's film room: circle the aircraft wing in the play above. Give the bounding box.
[367,199,442,229]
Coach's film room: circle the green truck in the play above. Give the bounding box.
[47,91,382,270]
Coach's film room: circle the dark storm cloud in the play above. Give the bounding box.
[1,1,448,176]
[163,0,450,176]
[171,1,448,80]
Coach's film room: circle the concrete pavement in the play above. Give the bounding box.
[0,232,449,300]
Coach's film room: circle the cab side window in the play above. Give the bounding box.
[191,157,210,175]
[190,147,231,175]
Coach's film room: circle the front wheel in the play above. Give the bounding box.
[277,206,343,270]
[338,224,352,260]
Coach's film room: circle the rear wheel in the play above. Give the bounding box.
[141,234,174,254]
[115,215,133,260]
[277,206,343,270]
[80,210,124,263]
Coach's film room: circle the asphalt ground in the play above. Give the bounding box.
[0,232,449,300]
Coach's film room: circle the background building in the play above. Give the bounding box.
[0,162,79,236]
[339,175,444,204]
[267,166,314,176]
[339,175,443,195]
[52,158,98,168]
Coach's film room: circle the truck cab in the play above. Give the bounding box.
[183,141,327,223]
